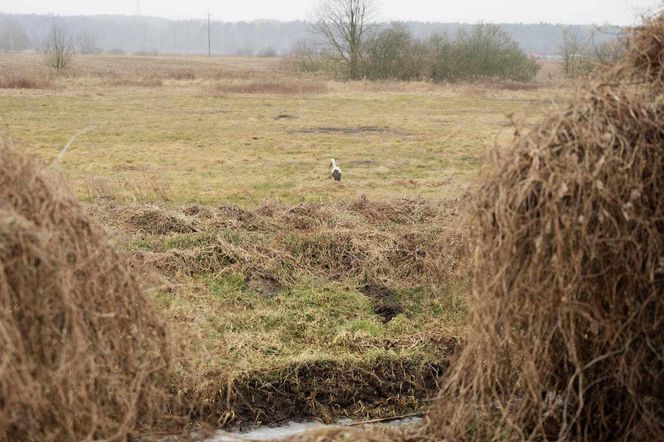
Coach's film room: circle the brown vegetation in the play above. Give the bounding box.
[209,79,327,95]
[0,145,177,441]
[104,75,164,88]
[0,68,53,89]
[99,196,468,289]
[423,13,664,442]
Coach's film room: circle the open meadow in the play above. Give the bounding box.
[0,53,570,430]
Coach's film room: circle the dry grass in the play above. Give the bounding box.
[0,52,278,81]
[0,54,564,205]
[423,13,664,442]
[87,196,468,427]
[209,78,328,95]
[0,139,464,435]
[0,145,178,441]
[278,14,664,442]
[288,422,424,442]
[83,174,174,203]
[104,196,468,287]
[103,75,164,88]
[166,68,197,80]
[0,67,53,89]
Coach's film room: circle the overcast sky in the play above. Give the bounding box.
[2,0,661,25]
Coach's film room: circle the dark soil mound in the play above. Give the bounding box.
[361,283,404,323]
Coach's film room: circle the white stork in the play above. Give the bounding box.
[329,159,342,181]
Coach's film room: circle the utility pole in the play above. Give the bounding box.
[207,10,211,57]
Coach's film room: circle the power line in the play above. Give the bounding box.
[207,10,211,57]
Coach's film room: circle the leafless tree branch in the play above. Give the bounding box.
[312,0,378,79]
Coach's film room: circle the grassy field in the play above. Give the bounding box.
[0,53,568,427]
[0,54,566,205]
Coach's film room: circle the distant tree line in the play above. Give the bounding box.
[292,22,540,82]
[0,18,30,51]
[0,13,619,57]
[365,23,540,81]
[305,0,626,81]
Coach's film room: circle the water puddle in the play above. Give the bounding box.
[208,417,422,441]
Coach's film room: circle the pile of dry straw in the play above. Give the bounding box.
[421,12,664,442]
[0,147,176,440]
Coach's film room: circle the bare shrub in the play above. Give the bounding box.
[44,24,73,69]
[313,0,379,80]
[560,28,592,77]
[440,24,540,82]
[296,22,539,83]
[361,24,428,81]
[281,41,342,78]
[0,145,176,440]
[591,39,624,66]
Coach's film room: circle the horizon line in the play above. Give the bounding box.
[0,11,626,27]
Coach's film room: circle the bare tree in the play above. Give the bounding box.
[560,29,588,77]
[591,39,623,66]
[312,0,378,79]
[45,24,73,69]
[587,26,625,66]
[0,20,30,52]
[77,31,99,54]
